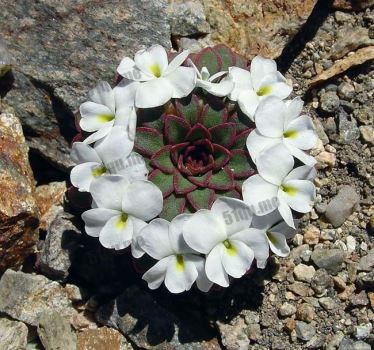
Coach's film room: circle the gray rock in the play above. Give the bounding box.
[311,269,332,296]
[0,0,171,171]
[349,291,369,306]
[319,297,338,311]
[37,311,76,350]
[40,211,81,282]
[354,323,372,340]
[320,91,340,113]
[0,38,12,77]
[279,303,297,317]
[325,186,360,227]
[356,272,374,290]
[0,269,80,326]
[338,82,355,100]
[311,249,345,275]
[293,264,316,283]
[96,285,220,350]
[357,249,374,272]
[295,321,316,341]
[339,338,371,350]
[168,0,210,36]
[337,109,360,145]
[0,317,28,350]
[359,125,374,145]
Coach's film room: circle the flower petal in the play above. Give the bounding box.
[254,96,286,137]
[137,218,173,260]
[221,240,254,278]
[242,175,279,216]
[115,152,149,182]
[134,44,168,77]
[121,180,163,221]
[70,162,103,192]
[286,144,317,166]
[166,66,196,98]
[135,78,174,108]
[169,214,195,254]
[142,256,171,290]
[271,220,296,240]
[285,165,317,181]
[246,129,282,163]
[197,79,234,97]
[284,115,318,150]
[183,210,226,254]
[285,97,304,125]
[237,89,260,121]
[99,214,134,250]
[250,56,277,91]
[266,231,290,257]
[251,210,283,230]
[164,254,198,293]
[232,228,269,268]
[256,144,294,186]
[94,126,134,170]
[88,81,115,113]
[117,57,152,81]
[130,217,148,258]
[226,67,252,101]
[114,79,139,109]
[71,142,101,164]
[257,72,292,100]
[192,255,213,292]
[211,197,253,237]
[280,179,315,213]
[79,102,114,132]
[83,122,114,144]
[165,49,190,74]
[277,196,295,228]
[205,244,229,287]
[82,208,120,237]
[90,175,129,211]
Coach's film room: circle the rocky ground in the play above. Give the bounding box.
[0,0,373,349]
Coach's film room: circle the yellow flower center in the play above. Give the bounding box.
[98,114,115,123]
[280,184,298,196]
[283,129,298,139]
[257,85,272,96]
[266,231,277,245]
[116,213,129,230]
[149,64,161,78]
[223,239,236,256]
[176,254,185,272]
[91,166,107,177]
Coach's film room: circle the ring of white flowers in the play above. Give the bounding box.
[71,44,319,293]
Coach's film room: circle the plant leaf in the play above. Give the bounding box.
[188,171,212,187]
[199,105,228,128]
[163,115,191,144]
[231,129,252,150]
[213,44,236,71]
[148,169,174,198]
[134,127,164,157]
[208,167,235,190]
[173,171,198,194]
[194,47,222,75]
[174,95,202,125]
[228,149,256,178]
[213,143,231,170]
[150,145,175,174]
[186,123,211,142]
[210,122,236,148]
[159,193,186,221]
[186,188,216,210]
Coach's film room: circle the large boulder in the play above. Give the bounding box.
[0,0,171,171]
[0,112,39,274]
[200,0,318,59]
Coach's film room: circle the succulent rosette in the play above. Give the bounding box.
[70,44,319,293]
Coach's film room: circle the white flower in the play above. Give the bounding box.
[187,59,234,97]
[183,197,267,287]
[246,97,318,166]
[79,80,138,143]
[70,127,148,192]
[242,144,316,228]
[246,211,297,268]
[138,215,212,293]
[117,45,196,108]
[225,56,292,120]
[81,175,163,256]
